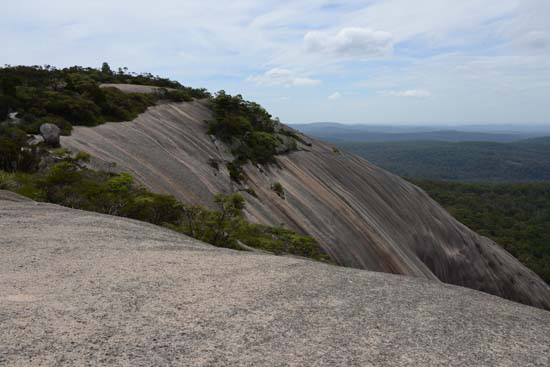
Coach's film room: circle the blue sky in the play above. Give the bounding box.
[3,0,549,124]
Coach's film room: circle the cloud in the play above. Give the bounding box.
[328,92,342,100]
[304,27,394,58]
[247,68,321,87]
[380,90,432,98]
[516,31,548,50]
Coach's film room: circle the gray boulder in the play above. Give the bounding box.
[40,123,61,146]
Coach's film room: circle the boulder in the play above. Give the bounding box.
[40,123,61,146]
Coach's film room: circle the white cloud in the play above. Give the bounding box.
[328,92,342,100]
[380,90,432,98]
[304,27,394,58]
[247,68,321,87]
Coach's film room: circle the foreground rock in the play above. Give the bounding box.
[0,195,549,366]
[61,100,550,310]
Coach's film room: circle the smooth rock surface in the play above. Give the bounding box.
[0,197,549,366]
[61,100,550,310]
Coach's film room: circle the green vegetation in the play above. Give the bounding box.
[208,90,278,164]
[412,179,550,285]
[5,150,182,225]
[0,124,43,172]
[338,138,550,182]
[237,224,329,260]
[271,182,285,198]
[226,161,244,183]
[169,193,329,261]
[208,91,298,181]
[0,64,209,135]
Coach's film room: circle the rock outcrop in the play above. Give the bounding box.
[39,123,60,146]
[61,99,550,310]
[1,195,549,366]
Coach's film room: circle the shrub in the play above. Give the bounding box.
[237,224,331,262]
[246,131,280,164]
[160,89,193,102]
[226,162,244,183]
[175,193,246,249]
[0,171,16,190]
[120,193,182,225]
[0,126,41,172]
[271,182,285,199]
[207,91,297,181]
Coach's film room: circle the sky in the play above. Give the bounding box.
[2,0,550,124]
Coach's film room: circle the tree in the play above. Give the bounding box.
[101,62,113,75]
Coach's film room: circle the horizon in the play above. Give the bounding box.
[290,122,550,134]
[290,121,550,127]
[3,0,550,125]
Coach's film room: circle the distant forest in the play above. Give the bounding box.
[339,138,550,182]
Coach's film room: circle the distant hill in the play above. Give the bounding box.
[290,122,543,143]
[335,137,550,182]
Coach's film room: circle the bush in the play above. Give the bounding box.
[0,171,17,190]
[207,91,297,181]
[120,193,182,225]
[226,162,244,183]
[175,193,246,249]
[0,126,41,172]
[237,224,331,262]
[271,182,285,198]
[246,132,280,164]
[160,89,193,102]
[99,87,155,121]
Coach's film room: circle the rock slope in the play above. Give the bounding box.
[61,100,550,310]
[1,195,549,366]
